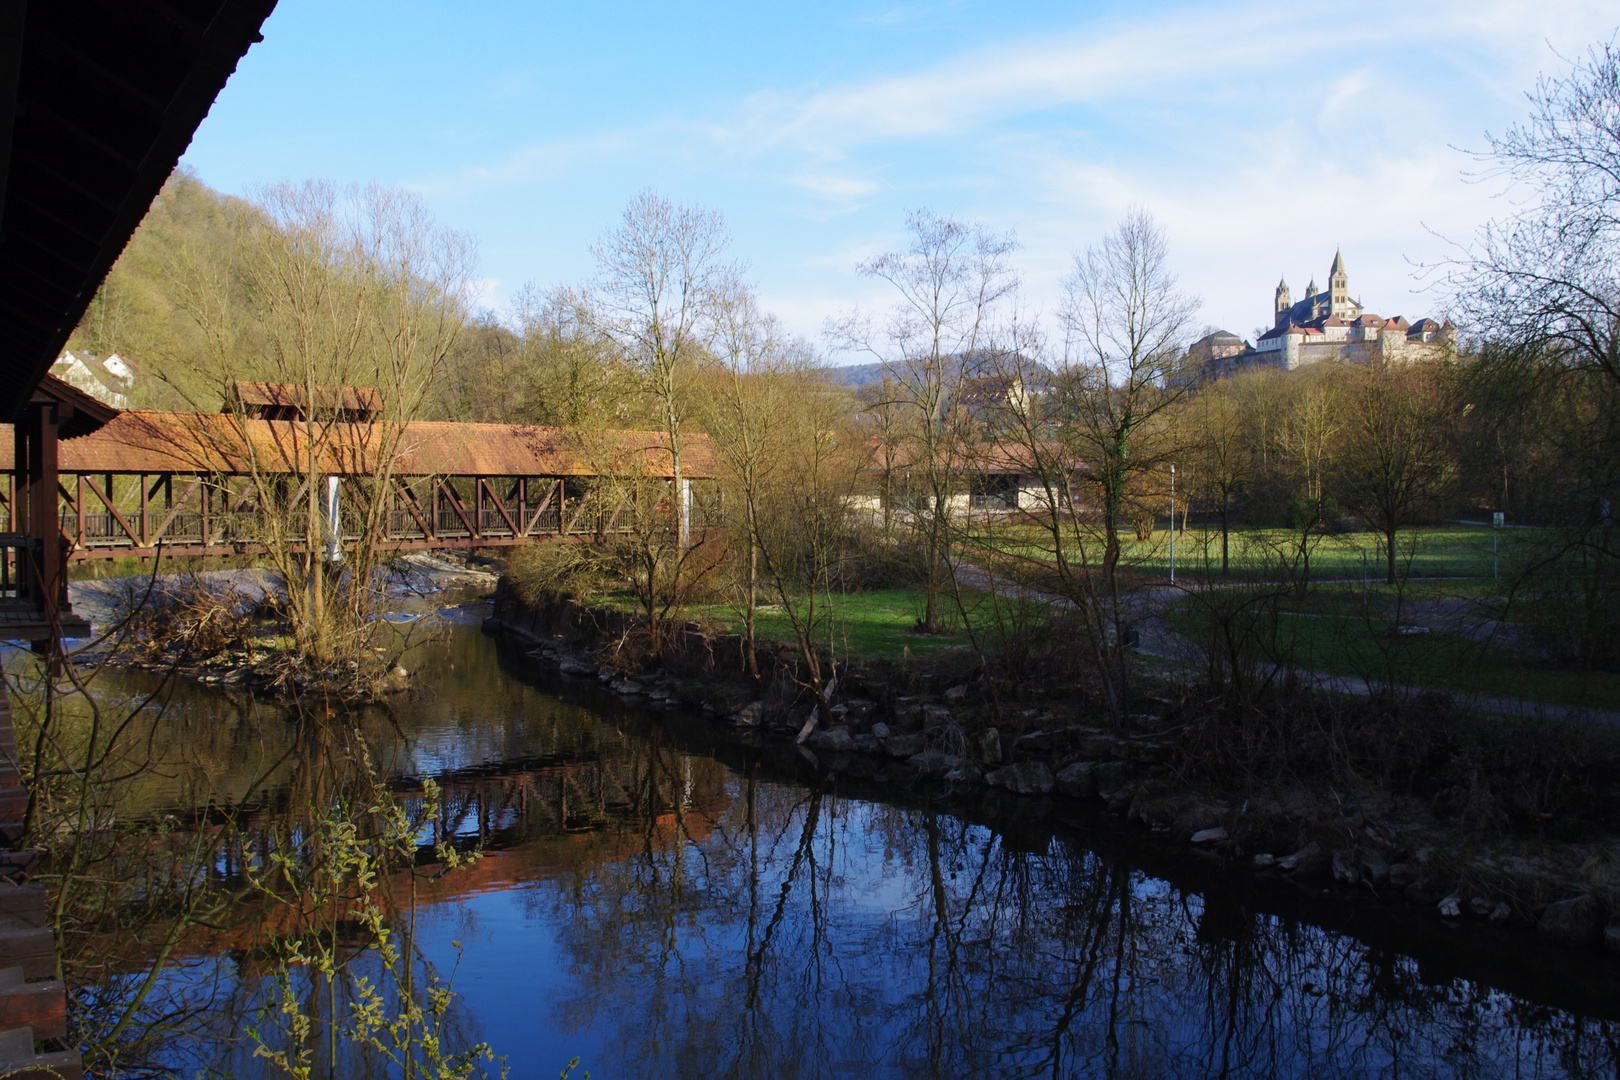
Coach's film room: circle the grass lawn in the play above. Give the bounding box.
[1165,603,1620,711]
[981,522,1543,584]
[605,588,976,659]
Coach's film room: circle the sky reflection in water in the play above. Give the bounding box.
[97,618,1620,1079]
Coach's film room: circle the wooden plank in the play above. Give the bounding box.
[0,928,54,981]
[390,482,433,539]
[563,493,593,536]
[524,480,559,536]
[0,887,45,929]
[76,476,140,545]
[0,980,65,1039]
[479,478,520,536]
[149,478,200,543]
[438,482,477,536]
[0,790,27,825]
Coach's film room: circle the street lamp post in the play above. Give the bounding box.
[1169,463,1176,586]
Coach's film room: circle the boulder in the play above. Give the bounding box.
[942,762,984,786]
[1190,827,1228,846]
[1253,853,1276,869]
[986,761,1055,795]
[731,701,765,727]
[1080,735,1123,760]
[1123,739,1172,764]
[869,722,891,739]
[976,728,1002,766]
[1469,897,1496,918]
[1278,842,1325,878]
[558,658,595,677]
[1537,896,1606,947]
[944,684,970,702]
[1172,802,1226,837]
[1092,761,1128,794]
[810,728,855,752]
[1438,895,1462,918]
[884,733,927,759]
[1359,850,1391,889]
[609,679,645,696]
[1332,850,1359,888]
[906,749,960,778]
[1055,762,1099,799]
[922,704,954,726]
[1489,902,1512,925]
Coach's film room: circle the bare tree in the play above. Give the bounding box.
[170,181,475,672]
[827,211,1019,633]
[587,191,742,548]
[993,209,1196,730]
[699,290,794,681]
[1450,35,1620,389]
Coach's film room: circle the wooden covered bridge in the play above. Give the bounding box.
[2,382,719,636]
[5,391,718,559]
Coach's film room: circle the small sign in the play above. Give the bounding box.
[1492,512,1504,528]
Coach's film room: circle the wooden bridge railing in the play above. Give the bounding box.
[2,472,721,562]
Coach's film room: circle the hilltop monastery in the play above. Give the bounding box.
[1188,251,1456,378]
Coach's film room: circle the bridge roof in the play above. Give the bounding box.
[0,0,278,423]
[0,410,719,479]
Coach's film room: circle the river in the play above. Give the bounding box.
[35,605,1620,1078]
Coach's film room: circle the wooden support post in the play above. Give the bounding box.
[74,474,83,548]
[28,404,59,614]
[139,473,148,548]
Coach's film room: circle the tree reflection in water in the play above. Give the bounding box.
[467,732,1620,1079]
[65,623,1620,1079]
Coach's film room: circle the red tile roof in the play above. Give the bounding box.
[0,411,718,479]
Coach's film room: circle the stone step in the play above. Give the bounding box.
[0,980,65,1040]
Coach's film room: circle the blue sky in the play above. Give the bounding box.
[181,0,1618,358]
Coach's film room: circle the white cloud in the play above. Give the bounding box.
[426,0,1620,350]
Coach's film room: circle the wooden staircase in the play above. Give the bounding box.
[0,688,80,1079]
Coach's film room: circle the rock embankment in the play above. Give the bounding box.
[483,611,1620,961]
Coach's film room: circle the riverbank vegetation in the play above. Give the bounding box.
[18,38,1617,1063]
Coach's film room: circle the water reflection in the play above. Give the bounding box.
[45,619,1620,1078]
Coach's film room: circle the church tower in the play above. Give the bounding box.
[1306,277,1320,319]
[1329,249,1349,318]
[1274,276,1291,326]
